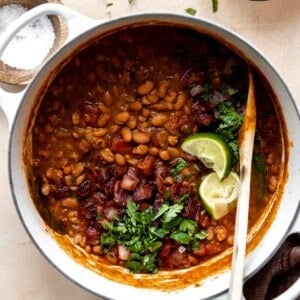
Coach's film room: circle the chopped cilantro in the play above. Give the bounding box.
[185,7,197,16]
[216,102,243,161]
[100,199,208,273]
[106,2,113,7]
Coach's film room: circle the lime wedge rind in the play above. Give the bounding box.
[181,133,232,179]
[199,171,239,220]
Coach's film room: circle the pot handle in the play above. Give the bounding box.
[0,3,99,58]
[0,3,100,129]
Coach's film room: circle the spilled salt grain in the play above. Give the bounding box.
[0,4,56,70]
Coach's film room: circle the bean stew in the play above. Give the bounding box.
[28,25,283,274]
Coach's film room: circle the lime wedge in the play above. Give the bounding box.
[181,133,232,179]
[199,171,239,220]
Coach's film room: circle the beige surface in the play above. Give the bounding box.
[0,1,299,299]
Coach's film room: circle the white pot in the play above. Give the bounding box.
[0,3,299,300]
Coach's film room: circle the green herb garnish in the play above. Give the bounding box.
[172,158,187,176]
[185,7,197,16]
[101,200,207,273]
[106,2,113,7]
[212,0,218,13]
[216,102,243,161]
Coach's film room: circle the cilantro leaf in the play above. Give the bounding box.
[216,102,243,161]
[171,158,187,177]
[162,203,184,223]
[212,0,218,13]
[100,199,208,274]
[170,231,192,244]
[179,219,197,233]
[185,7,197,16]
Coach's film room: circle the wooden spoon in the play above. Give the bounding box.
[228,70,257,299]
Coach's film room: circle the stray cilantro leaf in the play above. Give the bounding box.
[172,158,187,176]
[185,7,197,16]
[128,0,135,3]
[106,2,113,7]
[212,0,218,13]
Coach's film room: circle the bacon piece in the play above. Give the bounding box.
[181,69,205,88]
[81,101,101,126]
[137,155,155,176]
[133,180,155,202]
[77,179,93,198]
[192,100,215,127]
[110,138,131,155]
[85,223,102,245]
[113,181,132,206]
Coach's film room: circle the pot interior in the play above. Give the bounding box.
[9,14,300,300]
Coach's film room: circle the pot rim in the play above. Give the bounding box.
[7,12,300,300]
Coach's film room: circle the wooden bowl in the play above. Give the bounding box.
[0,0,67,85]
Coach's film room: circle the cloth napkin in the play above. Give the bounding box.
[243,233,300,299]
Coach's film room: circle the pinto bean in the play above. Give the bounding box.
[75,174,86,185]
[129,101,143,111]
[268,175,278,193]
[214,226,228,242]
[100,148,115,162]
[109,125,121,135]
[167,147,181,158]
[115,153,126,166]
[149,147,159,156]
[121,127,133,142]
[137,80,154,95]
[132,145,148,155]
[97,113,110,127]
[174,93,186,110]
[164,90,177,103]
[159,150,170,160]
[146,91,159,104]
[72,111,80,125]
[168,135,179,146]
[93,128,108,137]
[41,184,51,196]
[72,163,85,177]
[151,114,169,126]
[132,131,151,144]
[61,197,79,209]
[158,80,169,98]
[114,111,130,124]
[126,116,137,129]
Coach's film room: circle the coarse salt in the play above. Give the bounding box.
[0,4,56,70]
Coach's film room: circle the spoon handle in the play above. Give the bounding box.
[228,70,256,300]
